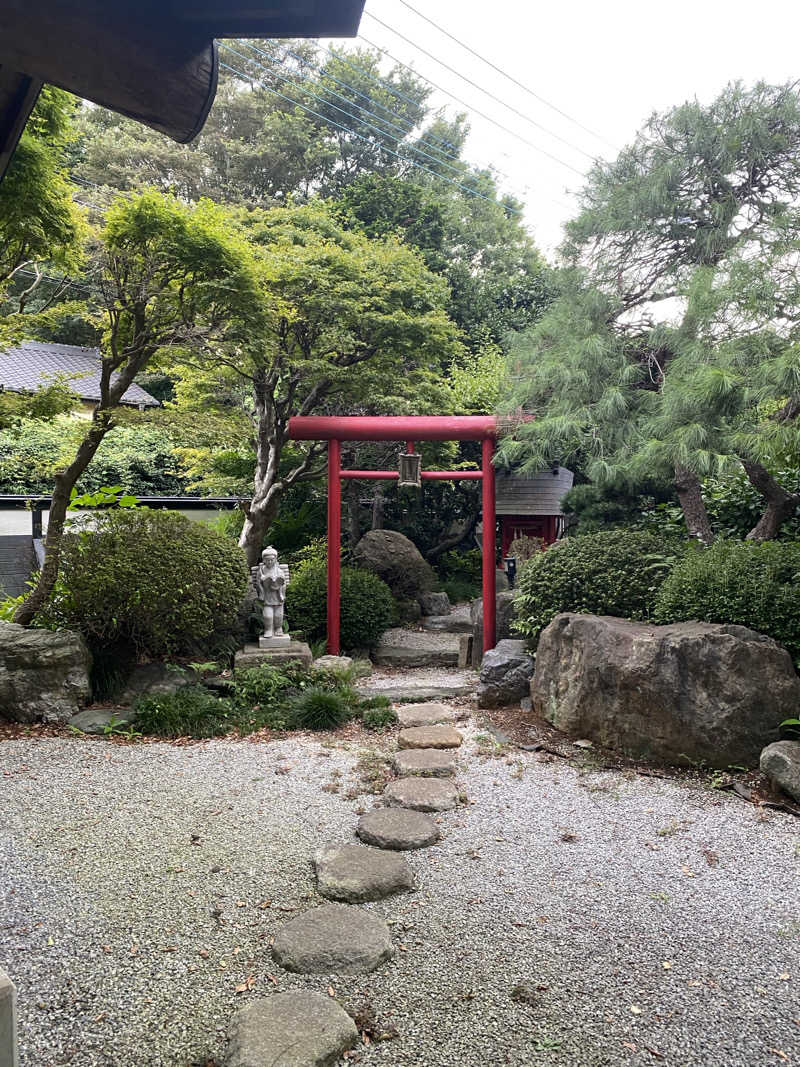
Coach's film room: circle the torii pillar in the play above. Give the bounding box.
[290,416,499,656]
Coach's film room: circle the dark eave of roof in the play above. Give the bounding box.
[0,0,364,180]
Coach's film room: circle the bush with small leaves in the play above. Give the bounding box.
[286,562,394,650]
[654,539,800,663]
[43,509,249,657]
[514,529,684,646]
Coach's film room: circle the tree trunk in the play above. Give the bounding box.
[425,514,479,562]
[13,414,113,625]
[740,458,800,541]
[673,463,715,545]
[371,486,384,530]
[343,478,361,549]
[239,489,285,568]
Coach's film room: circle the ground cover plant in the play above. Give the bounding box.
[513,529,684,645]
[133,661,388,738]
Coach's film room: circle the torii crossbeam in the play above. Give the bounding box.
[288,416,499,656]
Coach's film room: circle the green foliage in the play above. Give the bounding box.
[514,530,684,645]
[232,661,310,708]
[654,540,800,662]
[360,701,398,731]
[0,87,84,292]
[135,685,240,739]
[286,562,394,650]
[779,717,800,739]
[44,509,249,656]
[501,80,800,542]
[438,548,482,585]
[290,687,354,731]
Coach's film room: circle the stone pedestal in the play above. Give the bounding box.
[258,633,290,650]
[234,641,313,670]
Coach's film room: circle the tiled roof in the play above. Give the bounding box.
[0,341,160,407]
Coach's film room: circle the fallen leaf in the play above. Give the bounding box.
[777,973,791,981]
[198,949,209,959]
[662,961,673,970]
[328,986,336,997]
[234,975,255,994]
[768,1050,788,1062]
[680,865,696,878]
[629,1005,643,1015]
[267,974,278,986]
[129,944,138,956]
[623,1042,638,1052]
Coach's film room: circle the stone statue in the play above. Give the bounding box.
[252,546,289,644]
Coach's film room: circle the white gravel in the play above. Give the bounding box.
[1,728,798,1067]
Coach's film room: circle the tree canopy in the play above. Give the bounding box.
[500,80,800,541]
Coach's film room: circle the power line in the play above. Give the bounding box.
[220,50,537,214]
[306,38,530,191]
[238,42,467,181]
[361,9,592,173]
[392,0,619,153]
[357,28,585,186]
[235,42,536,207]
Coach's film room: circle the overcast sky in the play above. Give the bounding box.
[333,0,800,255]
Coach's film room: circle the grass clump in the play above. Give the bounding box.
[291,687,354,731]
[359,696,398,731]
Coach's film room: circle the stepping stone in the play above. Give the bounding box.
[422,614,473,633]
[314,844,414,902]
[383,777,459,812]
[357,807,440,850]
[393,749,458,777]
[272,904,393,974]
[397,725,463,750]
[372,628,460,668]
[359,683,473,704]
[225,991,357,1067]
[396,702,460,728]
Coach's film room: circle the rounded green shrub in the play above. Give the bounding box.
[286,562,394,650]
[514,529,683,646]
[654,540,800,662]
[45,509,249,656]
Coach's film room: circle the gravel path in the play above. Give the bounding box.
[1,727,798,1067]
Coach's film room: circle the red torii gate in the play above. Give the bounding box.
[288,415,499,656]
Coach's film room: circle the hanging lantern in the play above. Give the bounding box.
[398,451,422,487]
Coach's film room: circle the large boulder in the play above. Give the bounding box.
[760,740,800,803]
[0,621,91,724]
[531,614,797,767]
[352,530,435,603]
[470,591,516,667]
[477,638,534,708]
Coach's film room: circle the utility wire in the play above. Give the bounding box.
[220,50,540,213]
[392,0,619,153]
[357,28,586,185]
[235,42,533,205]
[238,42,468,181]
[292,37,536,196]
[362,10,592,173]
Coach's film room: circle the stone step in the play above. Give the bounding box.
[393,749,458,777]
[357,807,440,850]
[272,904,393,974]
[358,683,473,704]
[397,725,463,750]
[225,991,357,1067]
[396,702,461,728]
[372,628,460,668]
[422,614,473,634]
[383,777,459,812]
[313,843,414,903]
